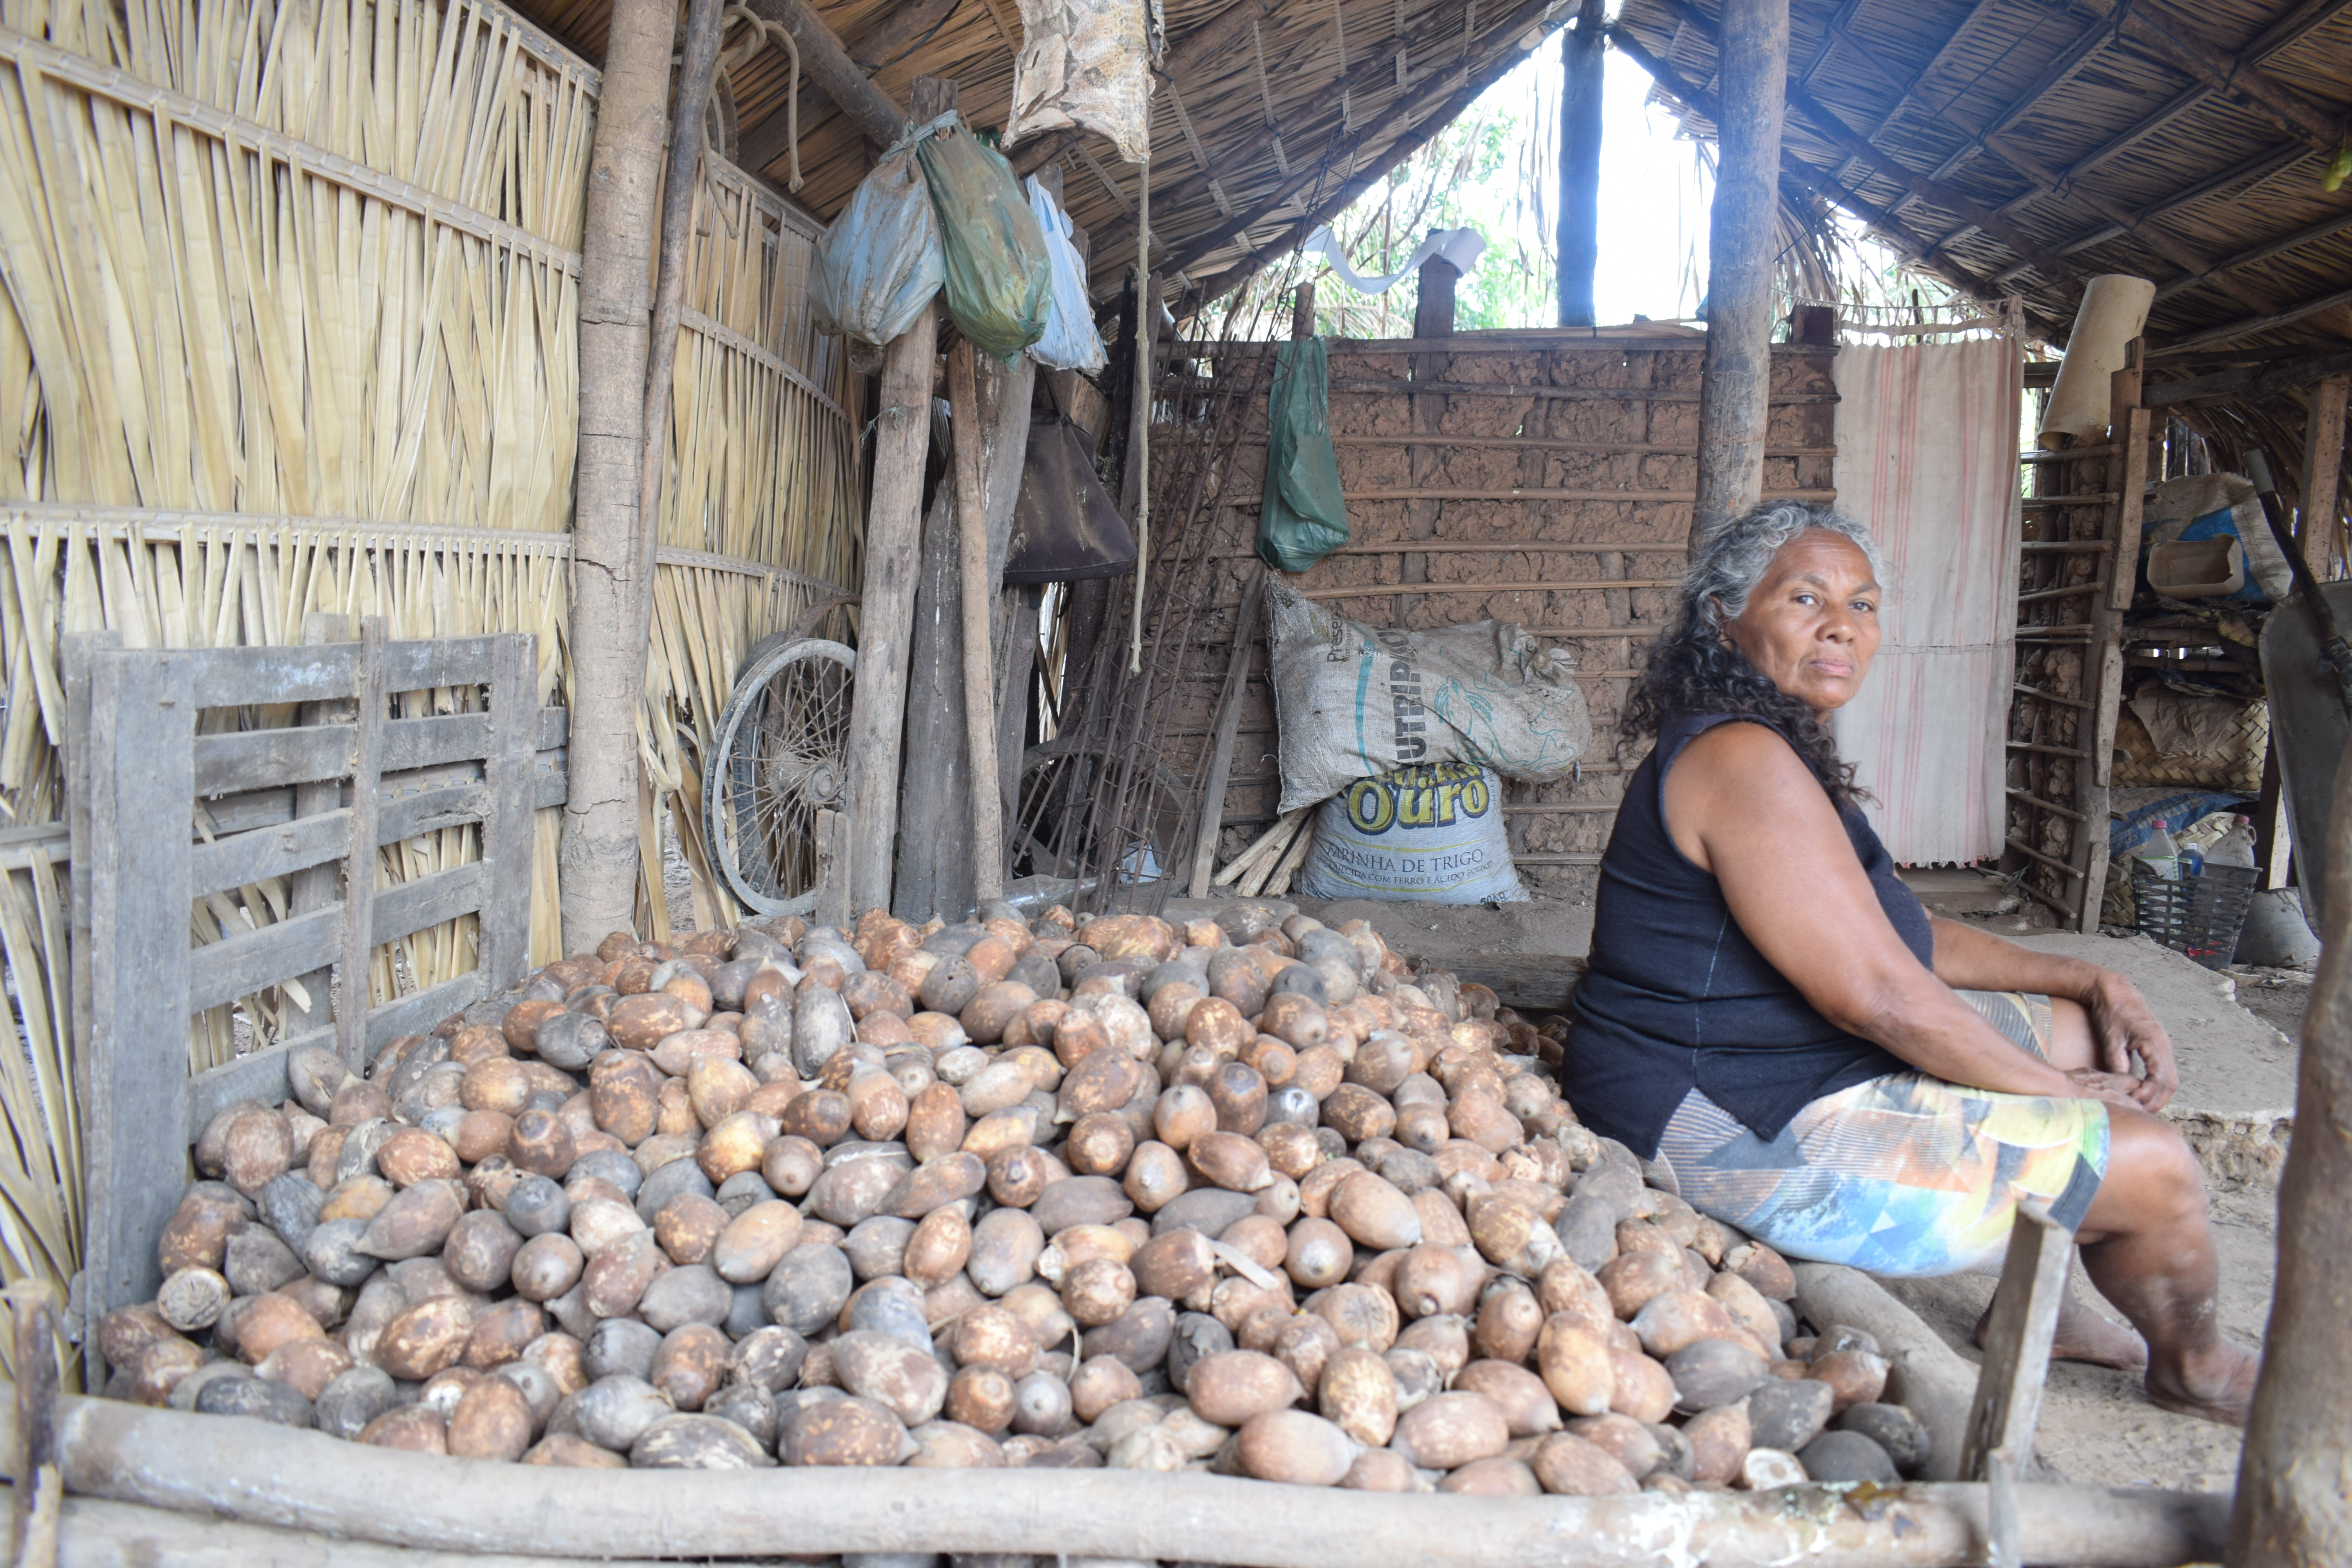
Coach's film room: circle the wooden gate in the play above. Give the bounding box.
[71,626,566,1330]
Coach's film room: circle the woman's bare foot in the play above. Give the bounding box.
[2145,1340,2261,1426]
[1973,1284,2148,1370]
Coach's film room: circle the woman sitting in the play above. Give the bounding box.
[1567,500,2258,1425]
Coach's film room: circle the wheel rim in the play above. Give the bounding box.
[704,639,857,916]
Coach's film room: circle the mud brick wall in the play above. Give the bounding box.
[1152,330,1838,897]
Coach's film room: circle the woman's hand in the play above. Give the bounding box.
[2083,971,2179,1111]
[2064,1067,2156,1109]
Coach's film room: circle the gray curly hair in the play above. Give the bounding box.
[1686,500,1886,632]
[1620,501,1884,809]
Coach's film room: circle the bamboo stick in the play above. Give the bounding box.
[949,342,1004,905]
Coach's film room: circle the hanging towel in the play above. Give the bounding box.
[1831,334,2024,865]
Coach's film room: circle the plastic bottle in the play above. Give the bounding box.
[2135,819,2180,881]
[2208,815,2258,869]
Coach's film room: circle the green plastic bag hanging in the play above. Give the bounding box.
[915,116,1051,363]
[1257,337,1349,572]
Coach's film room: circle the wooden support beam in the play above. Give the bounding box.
[2168,285,2352,356]
[1556,0,1606,328]
[736,0,959,173]
[1292,281,1316,341]
[559,0,673,952]
[2230,719,2352,1561]
[1693,0,1789,536]
[634,0,727,659]
[2303,375,2349,579]
[2078,0,2352,158]
[740,0,911,149]
[949,341,1005,907]
[842,86,948,916]
[2155,207,2352,307]
[2145,350,2352,408]
[14,1383,2233,1564]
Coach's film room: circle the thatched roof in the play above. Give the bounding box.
[512,0,1575,303]
[1612,0,2352,371]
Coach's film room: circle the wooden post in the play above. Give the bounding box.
[632,0,728,660]
[1691,0,1790,537]
[336,622,386,1075]
[2302,373,2348,579]
[1401,258,1458,631]
[2230,726,2352,1564]
[285,613,355,1036]
[559,0,674,953]
[950,341,1006,905]
[1292,282,1316,341]
[1187,566,1269,897]
[2067,351,2144,931]
[842,73,944,916]
[9,1289,58,1568]
[1555,0,1606,328]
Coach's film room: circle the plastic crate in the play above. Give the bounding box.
[2131,861,2259,969]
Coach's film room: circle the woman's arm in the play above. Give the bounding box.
[1929,916,2178,1109]
[1663,722,2137,1105]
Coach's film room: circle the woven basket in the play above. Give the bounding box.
[2131,862,2260,970]
[2112,701,2267,795]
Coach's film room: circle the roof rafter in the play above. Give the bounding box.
[2076,0,2352,157]
[1645,0,2088,296]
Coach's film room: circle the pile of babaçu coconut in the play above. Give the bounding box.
[101,902,1930,1494]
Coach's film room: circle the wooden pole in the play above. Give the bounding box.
[736,0,958,171]
[1293,281,1317,341]
[840,72,940,917]
[2300,373,2348,579]
[2230,727,2352,1564]
[1402,258,1458,630]
[1186,566,1269,897]
[633,0,728,661]
[1556,0,1606,328]
[559,0,674,953]
[23,1387,2230,1566]
[9,1292,58,1568]
[950,341,1005,905]
[1691,0,1790,538]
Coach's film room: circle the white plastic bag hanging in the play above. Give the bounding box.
[808,117,949,346]
[1004,0,1159,163]
[1024,176,1107,374]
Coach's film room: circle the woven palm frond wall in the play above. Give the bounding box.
[0,0,864,1332]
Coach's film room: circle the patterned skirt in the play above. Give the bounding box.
[1655,991,2109,1277]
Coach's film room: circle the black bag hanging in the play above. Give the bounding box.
[1004,384,1137,584]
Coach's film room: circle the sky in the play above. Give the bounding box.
[1295,30,1725,329]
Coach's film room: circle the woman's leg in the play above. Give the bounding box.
[2074,1102,2259,1423]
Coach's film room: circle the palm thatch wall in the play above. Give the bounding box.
[0,0,863,1324]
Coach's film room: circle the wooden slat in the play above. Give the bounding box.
[191,713,500,797]
[85,652,196,1327]
[283,613,356,1040]
[1961,1199,2073,1482]
[474,636,537,991]
[335,627,387,1073]
[184,632,505,710]
[198,761,559,840]
[187,810,354,898]
[370,864,493,946]
[185,908,343,1016]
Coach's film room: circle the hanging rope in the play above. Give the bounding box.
[1250,20,1290,175]
[719,4,802,190]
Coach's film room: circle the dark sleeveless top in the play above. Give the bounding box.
[1566,712,1927,1156]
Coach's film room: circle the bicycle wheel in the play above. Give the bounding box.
[702,637,857,916]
